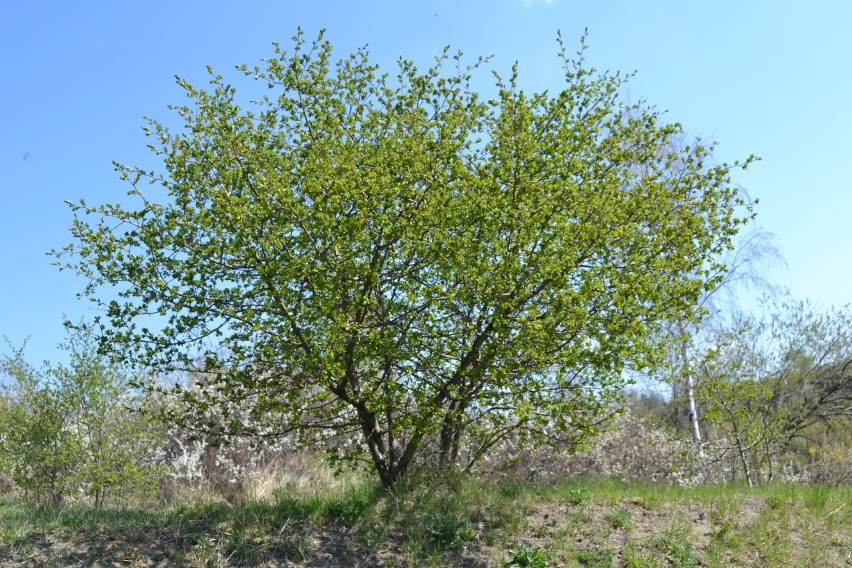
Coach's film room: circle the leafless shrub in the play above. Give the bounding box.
[0,473,16,495]
[477,408,701,484]
[797,442,852,486]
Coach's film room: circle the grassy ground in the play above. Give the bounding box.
[0,476,849,567]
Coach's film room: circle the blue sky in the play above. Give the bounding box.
[2,0,850,365]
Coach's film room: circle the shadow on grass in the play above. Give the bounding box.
[0,482,495,567]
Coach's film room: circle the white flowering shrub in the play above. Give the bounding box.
[147,377,371,503]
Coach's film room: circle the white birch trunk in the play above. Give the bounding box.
[678,323,703,459]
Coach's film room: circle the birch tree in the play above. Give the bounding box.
[663,227,784,451]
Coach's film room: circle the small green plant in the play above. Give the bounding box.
[223,527,260,565]
[710,500,740,546]
[576,546,614,568]
[608,507,635,530]
[567,512,585,531]
[284,534,309,562]
[658,520,696,568]
[664,540,695,568]
[766,494,784,510]
[189,535,220,567]
[565,487,591,506]
[803,485,831,513]
[624,540,658,568]
[503,543,549,567]
[425,509,474,551]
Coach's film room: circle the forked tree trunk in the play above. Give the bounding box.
[360,413,422,489]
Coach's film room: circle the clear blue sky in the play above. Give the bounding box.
[2,0,850,365]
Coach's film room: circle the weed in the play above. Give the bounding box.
[576,546,614,567]
[766,494,784,510]
[608,507,635,531]
[188,534,221,567]
[499,481,525,500]
[664,540,695,568]
[532,522,549,538]
[565,487,591,506]
[168,548,188,565]
[657,520,696,568]
[804,484,831,513]
[324,486,375,523]
[831,536,851,550]
[624,539,659,568]
[284,533,309,562]
[503,543,549,567]
[710,497,741,541]
[425,509,475,551]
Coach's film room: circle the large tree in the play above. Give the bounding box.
[56,30,753,487]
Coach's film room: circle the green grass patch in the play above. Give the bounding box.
[1,478,850,566]
[607,506,635,531]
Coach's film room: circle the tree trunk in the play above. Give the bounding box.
[686,367,703,451]
[678,323,703,458]
[439,400,464,468]
[732,427,753,488]
[359,411,420,490]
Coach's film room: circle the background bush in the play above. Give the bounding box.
[0,326,165,507]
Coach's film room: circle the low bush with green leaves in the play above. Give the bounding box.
[0,325,165,507]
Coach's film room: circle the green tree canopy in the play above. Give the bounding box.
[56,30,753,487]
